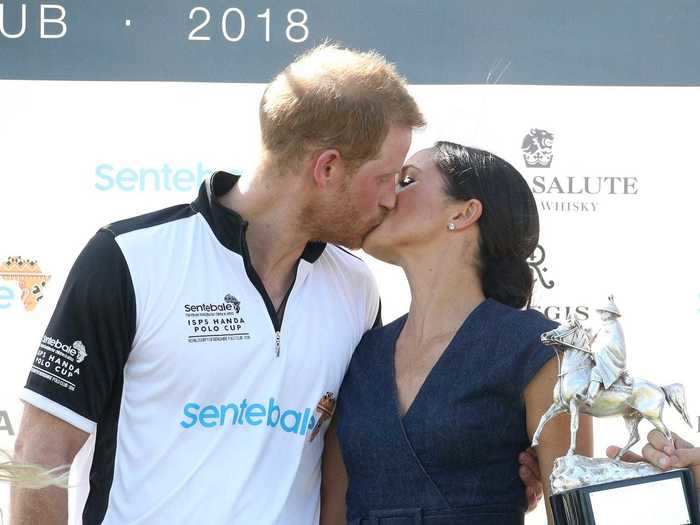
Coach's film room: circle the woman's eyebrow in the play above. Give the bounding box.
[399,164,420,176]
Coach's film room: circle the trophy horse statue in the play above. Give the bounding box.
[531,296,692,461]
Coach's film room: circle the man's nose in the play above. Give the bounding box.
[378,186,397,210]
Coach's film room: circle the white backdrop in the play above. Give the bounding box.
[1,80,699,523]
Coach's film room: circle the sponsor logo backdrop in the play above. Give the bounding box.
[2,3,700,522]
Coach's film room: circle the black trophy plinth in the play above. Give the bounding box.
[551,469,699,524]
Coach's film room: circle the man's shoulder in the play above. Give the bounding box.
[102,203,198,240]
[324,244,367,264]
[321,245,375,281]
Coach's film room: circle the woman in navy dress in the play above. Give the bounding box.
[320,142,592,524]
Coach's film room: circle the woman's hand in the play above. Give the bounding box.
[518,448,544,511]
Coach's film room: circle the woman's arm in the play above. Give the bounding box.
[524,358,594,524]
[320,419,348,525]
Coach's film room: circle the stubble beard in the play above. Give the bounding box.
[301,190,379,250]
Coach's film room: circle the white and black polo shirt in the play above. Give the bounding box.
[22,171,381,525]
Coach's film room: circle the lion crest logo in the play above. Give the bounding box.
[521,128,554,168]
[73,341,87,364]
[224,294,241,313]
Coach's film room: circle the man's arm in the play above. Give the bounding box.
[320,419,347,525]
[11,404,89,525]
[12,230,135,523]
[608,430,700,498]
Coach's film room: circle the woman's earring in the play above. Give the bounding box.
[447,223,456,231]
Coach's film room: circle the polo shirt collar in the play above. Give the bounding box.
[192,171,326,263]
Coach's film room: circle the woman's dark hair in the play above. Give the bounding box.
[433,141,538,309]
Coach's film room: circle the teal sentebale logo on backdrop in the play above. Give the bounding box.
[95,163,241,192]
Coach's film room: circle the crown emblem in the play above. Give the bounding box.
[307,392,337,443]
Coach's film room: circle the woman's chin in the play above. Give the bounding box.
[361,227,398,263]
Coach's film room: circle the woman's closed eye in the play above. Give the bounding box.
[396,174,417,193]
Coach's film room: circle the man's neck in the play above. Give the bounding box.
[219,170,311,307]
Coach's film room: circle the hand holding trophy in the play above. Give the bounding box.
[532,295,698,524]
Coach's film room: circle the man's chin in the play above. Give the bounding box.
[315,221,383,251]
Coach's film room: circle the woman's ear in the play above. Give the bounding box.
[450,199,483,231]
[312,149,342,188]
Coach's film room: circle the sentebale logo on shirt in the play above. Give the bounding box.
[180,397,316,437]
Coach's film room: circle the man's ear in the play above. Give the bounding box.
[450,199,483,231]
[312,149,342,188]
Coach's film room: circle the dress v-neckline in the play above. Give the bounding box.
[390,299,490,422]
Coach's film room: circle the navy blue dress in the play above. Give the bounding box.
[336,298,558,525]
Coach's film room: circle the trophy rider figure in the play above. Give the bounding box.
[584,295,627,406]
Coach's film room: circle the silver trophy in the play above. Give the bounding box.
[532,295,698,524]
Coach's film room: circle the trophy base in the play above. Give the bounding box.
[551,455,662,495]
[550,465,699,524]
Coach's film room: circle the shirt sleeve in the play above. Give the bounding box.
[372,299,383,329]
[20,229,136,433]
[521,338,557,392]
[519,315,559,392]
[359,263,381,332]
